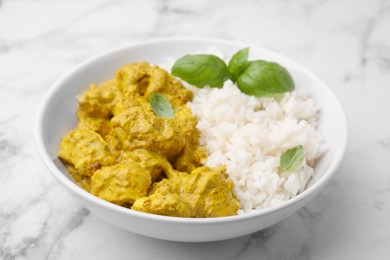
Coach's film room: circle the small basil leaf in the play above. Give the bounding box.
[171,54,232,88]
[149,92,174,119]
[236,60,294,97]
[280,145,304,171]
[228,47,249,80]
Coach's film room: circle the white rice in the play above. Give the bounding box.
[187,81,326,213]
[161,55,326,214]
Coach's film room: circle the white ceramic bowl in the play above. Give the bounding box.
[36,38,347,242]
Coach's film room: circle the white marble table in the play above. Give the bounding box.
[1,0,389,259]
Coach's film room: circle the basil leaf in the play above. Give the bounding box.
[280,145,304,171]
[228,47,249,80]
[171,54,232,88]
[149,92,174,119]
[236,60,294,97]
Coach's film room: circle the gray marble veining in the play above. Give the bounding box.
[1,0,390,259]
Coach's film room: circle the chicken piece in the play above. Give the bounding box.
[116,62,193,108]
[121,149,176,182]
[173,131,206,174]
[116,62,152,98]
[111,99,197,162]
[75,111,122,159]
[185,166,239,217]
[111,97,146,117]
[76,111,112,136]
[171,106,206,173]
[76,109,125,159]
[131,166,239,217]
[142,65,193,108]
[58,129,116,177]
[65,164,91,192]
[77,79,123,118]
[133,177,191,217]
[91,160,151,205]
[103,129,123,159]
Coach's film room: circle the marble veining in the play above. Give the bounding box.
[1,0,390,259]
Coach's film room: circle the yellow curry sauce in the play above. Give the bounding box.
[58,62,239,217]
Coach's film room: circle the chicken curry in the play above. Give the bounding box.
[58,62,239,217]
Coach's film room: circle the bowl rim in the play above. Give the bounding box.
[35,37,348,224]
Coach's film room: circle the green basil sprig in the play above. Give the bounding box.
[237,61,294,96]
[228,47,249,81]
[171,48,295,97]
[171,55,231,88]
[149,92,174,119]
[280,145,304,171]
